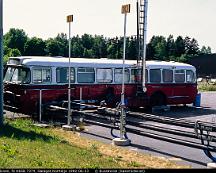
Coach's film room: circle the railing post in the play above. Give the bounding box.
[80,87,83,111]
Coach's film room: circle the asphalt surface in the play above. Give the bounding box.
[80,92,216,168]
[3,91,216,168]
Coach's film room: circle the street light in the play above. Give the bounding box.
[112,4,131,146]
[0,0,3,126]
[67,15,73,126]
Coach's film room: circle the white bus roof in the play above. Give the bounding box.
[7,56,196,70]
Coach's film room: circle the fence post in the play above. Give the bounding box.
[80,87,82,111]
[39,90,42,122]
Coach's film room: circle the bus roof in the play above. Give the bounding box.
[7,56,196,70]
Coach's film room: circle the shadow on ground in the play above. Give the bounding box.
[0,123,55,142]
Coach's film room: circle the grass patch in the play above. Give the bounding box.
[0,119,189,168]
[0,119,121,168]
[198,82,216,91]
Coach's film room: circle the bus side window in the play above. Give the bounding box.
[186,70,195,83]
[96,68,112,83]
[32,67,51,84]
[175,70,185,83]
[150,69,161,83]
[162,69,173,83]
[114,68,130,83]
[131,69,147,83]
[77,67,95,83]
[56,67,75,83]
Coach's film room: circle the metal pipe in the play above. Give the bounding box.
[39,90,42,122]
[0,0,3,126]
[80,87,82,111]
[121,13,127,106]
[68,21,71,125]
[120,12,128,139]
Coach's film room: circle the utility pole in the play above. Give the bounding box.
[142,0,148,92]
[137,0,148,92]
[0,0,3,126]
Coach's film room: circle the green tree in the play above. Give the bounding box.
[107,43,117,59]
[4,28,28,55]
[83,48,94,58]
[3,48,21,65]
[200,46,212,54]
[45,38,64,56]
[24,37,46,56]
[149,36,167,60]
[72,41,84,57]
[174,36,185,57]
[81,34,94,50]
[92,35,107,58]
[56,33,68,57]
[127,36,137,60]
[166,35,175,58]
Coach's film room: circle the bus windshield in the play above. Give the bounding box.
[4,67,30,84]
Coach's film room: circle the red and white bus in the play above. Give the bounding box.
[3,56,197,114]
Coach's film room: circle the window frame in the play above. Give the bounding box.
[114,68,130,84]
[77,67,95,83]
[174,69,185,83]
[186,70,196,83]
[149,68,162,83]
[56,67,75,84]
[32,66,52,84]
[162,69,173,83]
[96,68,113,83]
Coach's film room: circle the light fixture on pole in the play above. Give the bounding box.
[112,4,131,146]
[66,15,73,127]
[0,0,3,126]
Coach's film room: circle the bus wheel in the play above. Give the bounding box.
[150,92,166,107]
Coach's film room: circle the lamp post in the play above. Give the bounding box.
[0,0,3,126]
[67,15,73,126]
[112,4,131,146]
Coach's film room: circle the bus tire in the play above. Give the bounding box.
[150,92,166,107]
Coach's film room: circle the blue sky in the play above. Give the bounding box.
[3,0,216,52]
